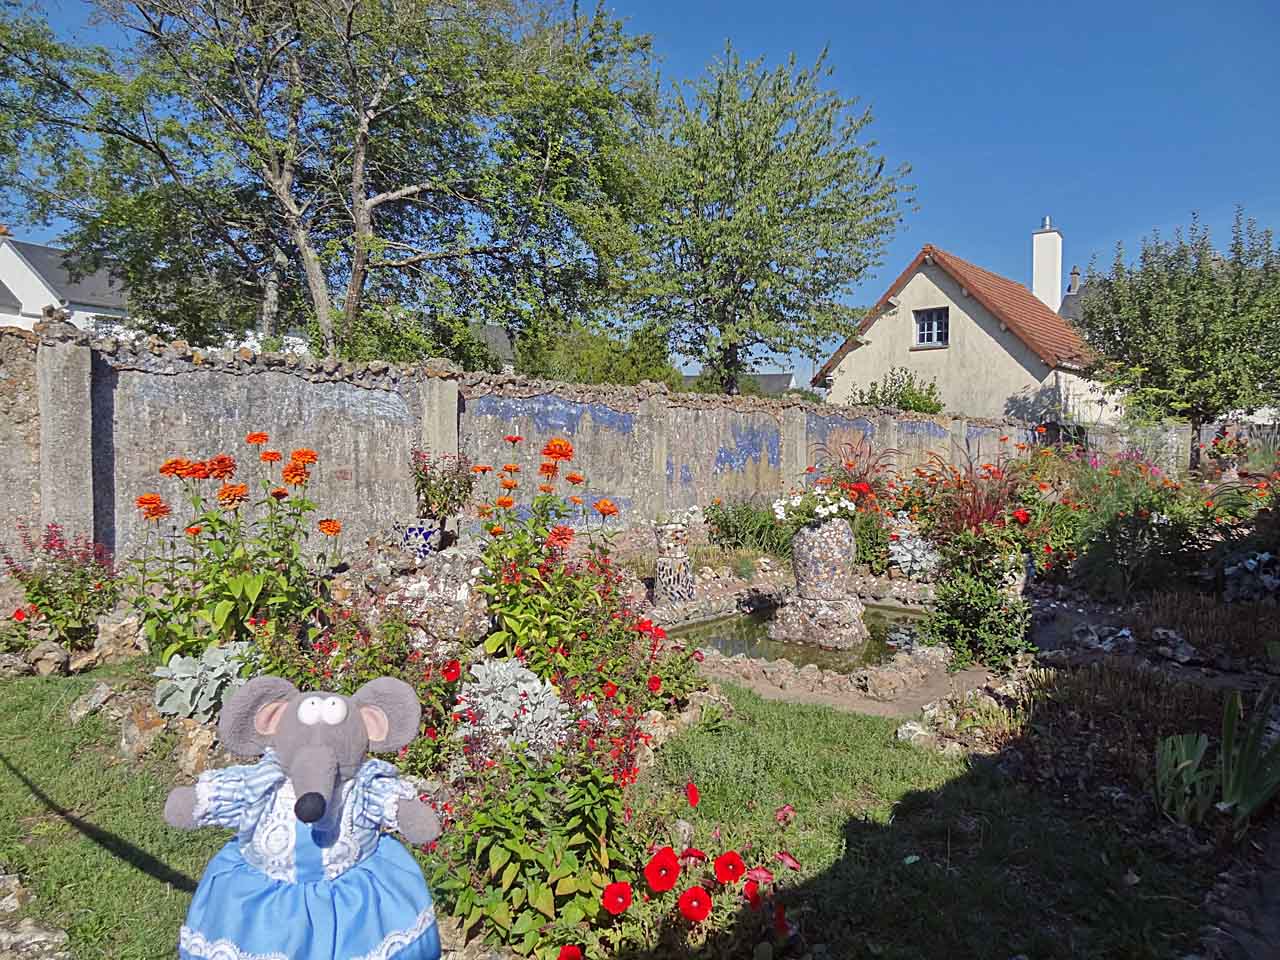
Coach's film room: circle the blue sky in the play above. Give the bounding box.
[22,0,1280,382]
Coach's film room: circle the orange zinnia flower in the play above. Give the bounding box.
[207,453,237,480]
[185,525,202,536]
[317,518,342,536]
[566,472,585,485]
[245,432,269,445]
[159,457,190,478]
[569,495,583,505]
[217,482,249,509]
[178,460,211,480]
[472,464,494,474]
[290,448,319,465]
[539,461,558,478]
[282,461,310,486]
[594,498,619,518]
[476,503,493,518]
[538,483,554,493]
[502,463,520,474]
[489,525,505,536]
[261,450,282,463]
[542,437,574,462]
[501,477,518,490]
[547,525,575,551]
[270,487,289,500]
[495,496,515,509]
[135,493,171,521]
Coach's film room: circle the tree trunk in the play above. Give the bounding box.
[292,225,333,354]
[1189,416,1203,473]
[342,125,371,353]
[257,245,288,338]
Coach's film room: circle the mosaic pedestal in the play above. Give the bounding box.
[396,519,442,560]
[654,522,690,558]
[792,519,856,600]
[767,595,870,650]
[654,556,695,606]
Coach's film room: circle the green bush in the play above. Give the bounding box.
[920,571,1032,670]
[848,367,944,414]
[851,510,890,574]
[704,498,794,557]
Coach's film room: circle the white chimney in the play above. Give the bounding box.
[1032,215,1062,312]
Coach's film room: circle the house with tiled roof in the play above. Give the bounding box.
[812,218,1119,424]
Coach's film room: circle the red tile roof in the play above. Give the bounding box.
[812,244,1090,387]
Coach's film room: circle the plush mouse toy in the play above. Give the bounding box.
[165,675,442,960]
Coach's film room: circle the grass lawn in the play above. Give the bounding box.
[0,670,1213,959]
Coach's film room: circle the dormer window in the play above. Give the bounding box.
[914,308,949,347]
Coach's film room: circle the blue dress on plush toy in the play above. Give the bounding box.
[178,749,441,960]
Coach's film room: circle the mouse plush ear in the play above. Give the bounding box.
[351,677,421,752]
[218,676,299,757]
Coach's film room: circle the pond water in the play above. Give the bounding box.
[669,604,924,673]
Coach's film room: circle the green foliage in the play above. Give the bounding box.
[782,387,825,404]
[852,510,890,575]
[920,568,1031,670]
[848,366,944,414]
[1,521,118,651]
[1218,683,1280,837]
[152,643,252,723]
[325,301,496,370]
[637,42,911,392]
[430,755,638,957]
[1154,733,1218,827]
[410,450,477,522]
[1076,209,1280,468]
[515,320,683,389]
[703,498,795,557]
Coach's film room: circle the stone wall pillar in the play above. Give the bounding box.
[36,324,95,542]
[635,390,669,520]
[418,371,459,456]
[781,405,808,490]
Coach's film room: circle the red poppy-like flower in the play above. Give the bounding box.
[502,463,520,473]
[804,466,816,474]
[217,482,249,509]
[489,524,505,537]
[290,448,319,465]
[504,434,524,445]
[601,881,632,915]
[601,681,618,698]
[1035,425,1047,434]
[12,608,26,623]
[685,782,700,807]
[744,879,763,909]
[547,525,575,551]
[999,435,1009,442]
[1012,508,1030,525]
[565,472,585,485]
[1043,543,1053,554]
[424,727,438,740]
[185,525,202,537]
[1204,500,1214,509]
[495,496,515,510]
[159,457,190,477]
[775,851,802,871]
[261,450,282,463]
[677,886,712,923]
[647,675,662,694]
[471,464,493,474]
[714,851,746,884]
[644,846,681,892]
[594,499,619,518]
[442,660,462,683]
[557,947,583,960]
[177,460,211,480]
[746,865,775,885]
[542,437,574,462]
[681,848,707,862]
[569,495,583,506]
[245,432,269,445]
[318,518,342,536]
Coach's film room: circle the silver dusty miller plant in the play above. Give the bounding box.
[887,511,941,580]
[455,658,573,760]
[1223,551,1278,605]
[153,642,251,723]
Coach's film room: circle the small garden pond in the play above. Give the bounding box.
[669,603,924,672]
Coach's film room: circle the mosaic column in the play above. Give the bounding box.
[791,518,856,599]
[653,522,694,606]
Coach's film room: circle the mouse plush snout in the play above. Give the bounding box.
[294,792,327,823]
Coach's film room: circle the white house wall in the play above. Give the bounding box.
[0,241,60,329]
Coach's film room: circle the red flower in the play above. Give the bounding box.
[1042,543,1053,554]
[245,432,268,445]
[647,675,662,694]
[542,437,575,462]
[424,727,437,740]
[774,803,795,826]
[643,846,681,892]
[744,879,763,909]
[714,851,746,884]
[442,660,462,683]
[692,650,704,663]
[774,902,790,936]
[1012,508,1030,525]
[557,948,583,960]
[12,608,25,622]
[601,881,632,915]
[775,850,802,871]
[677,886,712,923]
[681,847,707,862]
[746,865,775,885]
[685,782,700,807]
[504,434,524,445]
[546,525,575,551]
[1036,425,1048,434]
[601,681,618,698]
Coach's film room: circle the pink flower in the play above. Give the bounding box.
[774,803,796,826]
[746,865,775,885]
[775,850,802,871]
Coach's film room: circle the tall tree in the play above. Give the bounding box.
[1076,209,1280,469]
[0,0,656,355]
[634,43,910,393]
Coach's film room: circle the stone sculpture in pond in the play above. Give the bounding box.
[164,676,443,960]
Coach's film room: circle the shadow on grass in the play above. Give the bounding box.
[0,750,198,893]
[615,737,1213,960]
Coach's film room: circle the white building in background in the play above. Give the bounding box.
[0,234,128,330]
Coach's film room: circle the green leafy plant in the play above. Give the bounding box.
[848,366,944,414]
[153,642,252,723]
[920,571,1032,670]
[703,498,794,558]
[2,519,118,650]
[1218,682,1280,837]
[409,449,477,525]
[1154,733,1218,827]
[125,439,335,662]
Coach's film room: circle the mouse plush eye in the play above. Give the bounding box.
[321,696,348,725]
[297,697,324,726]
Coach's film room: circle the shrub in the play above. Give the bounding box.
[847,366,944,414]
[704,499,793,557]
[851,509,890,575]
[153,642,252,723]
[455,659,575,761]
[920,570,1031,670]
[885,511,939,579]
[2,519,117,650]
[125,436,335,661]
[409,449,477,523]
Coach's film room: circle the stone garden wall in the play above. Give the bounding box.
[0,322,1191,557]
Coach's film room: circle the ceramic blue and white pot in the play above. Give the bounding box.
[398,519,442,560]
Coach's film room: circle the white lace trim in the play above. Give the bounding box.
[179,906,436,960]
[351,905,438,960]
[178,926,288,960]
